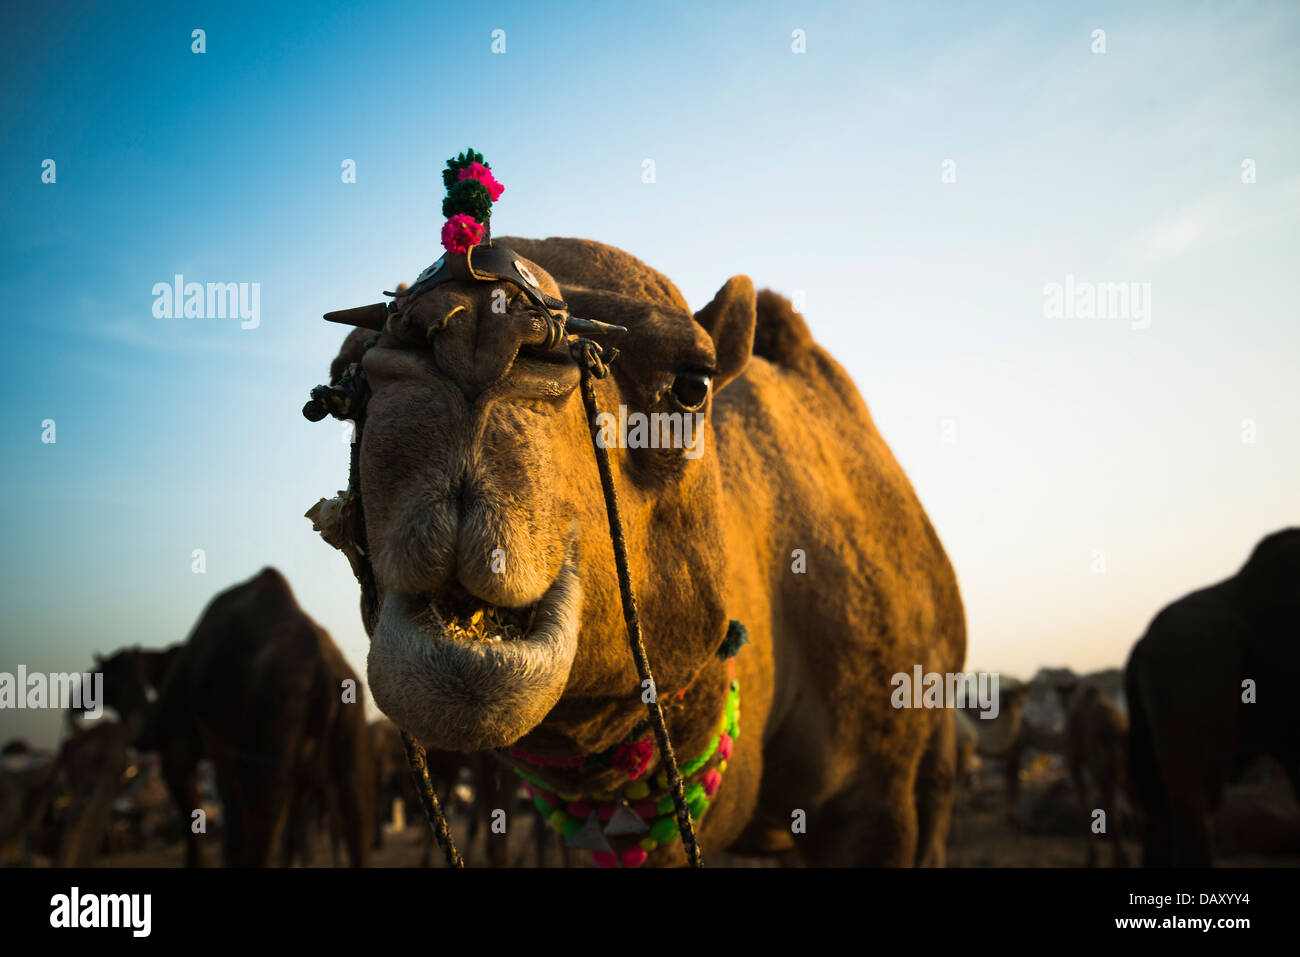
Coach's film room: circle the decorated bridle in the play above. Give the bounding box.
[303,150,724,868]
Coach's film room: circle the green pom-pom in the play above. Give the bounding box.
[649,816,680,844]
[442,179,492,222]
[717,620,749,660]
[442,148,488,190]
[689,794,709,820]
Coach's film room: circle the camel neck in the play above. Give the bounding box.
[505,656,741,868]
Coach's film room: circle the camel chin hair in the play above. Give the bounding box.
[366,556,582,752]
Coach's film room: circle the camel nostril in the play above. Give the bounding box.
[425,304,468,346]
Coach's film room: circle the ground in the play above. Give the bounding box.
[34,755,1300,868]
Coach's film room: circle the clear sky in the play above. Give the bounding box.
[3,1,1297,747]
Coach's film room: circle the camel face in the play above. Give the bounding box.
[357,241,750,753]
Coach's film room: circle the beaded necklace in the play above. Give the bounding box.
[508,655,742,868]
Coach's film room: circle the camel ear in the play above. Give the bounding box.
[694,275,755,392]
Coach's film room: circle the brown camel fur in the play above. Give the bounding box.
[148,568,373,866]
[1126,527,1300,866]
[1056,682,1129,866]
[324,236,965,866]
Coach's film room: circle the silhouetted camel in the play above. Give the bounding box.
[144,568,373,866]
[1057,682,1129,866]
[0,722,130,866]
[1126,528,1300,866]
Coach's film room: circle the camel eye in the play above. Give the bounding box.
[670,372,711,410]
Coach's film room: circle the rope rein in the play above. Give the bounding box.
[400,730,465,868]
[571,336,704,868]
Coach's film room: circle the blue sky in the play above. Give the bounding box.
[3,1,1298,746]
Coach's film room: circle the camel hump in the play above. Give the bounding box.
[252,565,290,589]
[753,289,814,365]
[1237,527,1300,598]
[220,566,292,608]
[196,567,301,641]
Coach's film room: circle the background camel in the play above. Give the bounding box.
[145,568,373,866]
[1126,527,1300,866]
[1056,681,1129,866]
[325,235,966,866]
[0,722,130,866]
[958,684,1062,802]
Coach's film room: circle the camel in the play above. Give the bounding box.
[0,747,59,864]
[317,234,965,866]
[959,684,1039,799]
[144,568,373,866]
[0,722,131,866]
[1126,527,1300,866]
[1056,681,1129,866]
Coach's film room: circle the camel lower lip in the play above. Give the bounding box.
[366,547,582,751]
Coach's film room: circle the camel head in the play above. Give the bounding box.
[320,229,755,754]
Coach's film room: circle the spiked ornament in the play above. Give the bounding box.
[603,801,650,837]
[565,811,615,852]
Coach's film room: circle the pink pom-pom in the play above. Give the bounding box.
[597,805,616,823]
[718,733,733,761]
[441,213,485,253]
[458,161,504,202]
[567,801,592,819]
[632,801,657,819]
[592,851,619,869]
[621,846,648,868]
[701,768,722,797]
[612,738,655,779]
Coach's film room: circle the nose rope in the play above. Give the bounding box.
[305,314,702,867]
